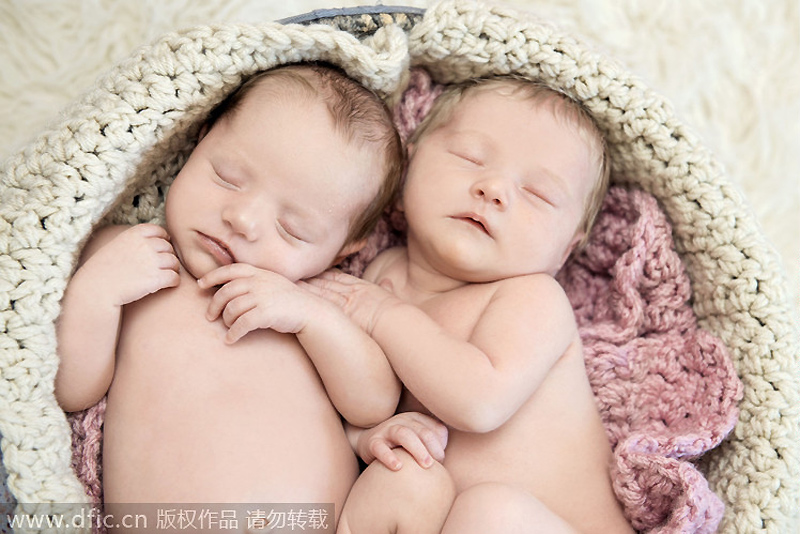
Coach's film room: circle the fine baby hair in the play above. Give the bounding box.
[205,62,405,248]
[0,2,797,533]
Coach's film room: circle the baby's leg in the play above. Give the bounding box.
[337,449,455,534]
[440,482,578,534]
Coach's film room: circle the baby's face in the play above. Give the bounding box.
[165,88,377,282]
[402,88,597,282]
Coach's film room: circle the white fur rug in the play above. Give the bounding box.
[1,0,797,306]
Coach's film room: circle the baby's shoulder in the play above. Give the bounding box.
[362,246,406,283]
[79,224,133,260]
[491,274,574,316]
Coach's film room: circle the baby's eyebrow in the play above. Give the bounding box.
[537,166,568,190]
[213,140,249,171]
[446,129,488,144]
[443,130,495,159]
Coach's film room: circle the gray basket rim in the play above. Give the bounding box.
[278,5,426,25]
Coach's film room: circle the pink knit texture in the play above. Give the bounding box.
[67,400,105,507]
[67,68,742,533]
[558,186,742,532]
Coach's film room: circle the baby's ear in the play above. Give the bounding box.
[198,123,210,140]
[394,142,414,214]
[335,239,368,264]
[558,231,585,270]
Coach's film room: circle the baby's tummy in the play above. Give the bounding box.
[102,325,358,511]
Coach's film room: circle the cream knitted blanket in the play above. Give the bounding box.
[1,1,798,532]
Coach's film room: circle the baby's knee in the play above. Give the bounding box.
[383,449,455,506]
[339,450,455,534]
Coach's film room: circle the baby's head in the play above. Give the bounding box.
[165,63,403,282]
[401,76,610,281]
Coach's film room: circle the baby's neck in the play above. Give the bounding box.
[398,247,470,303]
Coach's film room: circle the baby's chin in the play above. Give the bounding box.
[176,255,210,283]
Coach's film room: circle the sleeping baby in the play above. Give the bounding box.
[54,63,403,529]
[310,76,635,533]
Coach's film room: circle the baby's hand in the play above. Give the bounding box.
[356,412,448,471]
[81,224,180,306]
[303,269,400,335]
[199,264,314,343]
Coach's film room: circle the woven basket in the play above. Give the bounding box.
[1,2,797,532]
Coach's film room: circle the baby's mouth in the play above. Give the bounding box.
[453,214,491,236]
[199,233,235,265]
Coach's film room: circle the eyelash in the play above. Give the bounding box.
[213,170,238,189]
[277,221,306,243]
[522,187,555,207]
[451,151,483,166]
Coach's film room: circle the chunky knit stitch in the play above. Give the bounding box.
[560,187,742,532]
[2,2,798,533]
[67,71,742,533]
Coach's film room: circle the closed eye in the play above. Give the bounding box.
[277,220,308,244]
[213,169,238,189]
[450,151,483,166]
[522,186,555,207]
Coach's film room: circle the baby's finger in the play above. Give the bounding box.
[314,269,343,280]
[368,440,403,471]
[206,279,247,320]
[221,294,257,329]
[390,426,435,468]
[417,427,446,463]
[410,413,449,450]
[225,307,260,344]
[136,223,171,239]
[419,414,448,449]
[300,280,347,307]
[157,251,181,272]
[314,269,361,286]
[156,267,181,291]
[198,263,253,289]
[304,275,345,291]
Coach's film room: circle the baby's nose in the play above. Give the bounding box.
[472,178,508,209]
[223,202,260,241]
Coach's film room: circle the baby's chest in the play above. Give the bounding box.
[122,279,229,350]
[416,285,496,341]
[117,278,306,377]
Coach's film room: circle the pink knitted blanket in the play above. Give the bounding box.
[68,69,742,533]
[557,186,742,532]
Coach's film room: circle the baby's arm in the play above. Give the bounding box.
[309,271,578,433]
[198,264,401,428]
[55,224,180,412]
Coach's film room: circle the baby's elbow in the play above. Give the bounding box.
[54,379,102,413]
[455,414,506,434]
[446,402,511,434]
[344,405,393,429]
[55,391,96,414]
[343,393,399,429]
